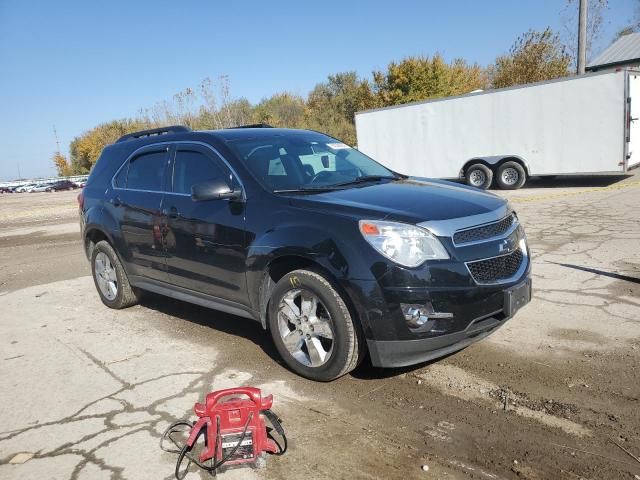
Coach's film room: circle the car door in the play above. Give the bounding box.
[163,143,249,305]
[110,145,170,283]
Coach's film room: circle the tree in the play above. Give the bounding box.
[252,93,307,128]
[305,72,376,144]
[69,119,149,173]
[613,1,640,41]
[561,0,609,64]
[490,29,570,88]
[52,152,72,177]
[373,55,488,106]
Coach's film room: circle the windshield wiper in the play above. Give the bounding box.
[272,186,341,194]
[273,175,400,194]
[330,175,399,188]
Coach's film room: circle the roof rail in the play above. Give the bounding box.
[116,125,191,143]
[230,123,274,129]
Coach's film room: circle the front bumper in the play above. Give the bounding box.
[366,276,532,368]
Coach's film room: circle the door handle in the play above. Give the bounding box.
[162,207,180,219]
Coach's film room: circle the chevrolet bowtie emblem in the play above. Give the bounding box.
[498,236,517,254]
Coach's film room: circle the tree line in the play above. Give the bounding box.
[55,28,572,176]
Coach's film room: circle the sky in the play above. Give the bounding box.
[0,0,635,181]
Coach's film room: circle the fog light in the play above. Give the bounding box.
[403,305,430,328]
[401,302,454,330]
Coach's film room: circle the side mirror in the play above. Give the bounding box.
[191,179,243,202]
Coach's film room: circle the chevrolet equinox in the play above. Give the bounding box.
[79,125,531,381]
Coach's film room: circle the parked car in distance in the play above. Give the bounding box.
[47,180,78,191]
[14,183,36,193]
[79,125,531,381]
[29,183,51,193]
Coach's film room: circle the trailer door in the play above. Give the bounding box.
[628,72,640,169]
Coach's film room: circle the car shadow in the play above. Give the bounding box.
[351,349,460,380]
[514,174,631,190]
[138,292,282,363]
[451,174,632,190]
[139,292,470,381]
[549,262,640,284]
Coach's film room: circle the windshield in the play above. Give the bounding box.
[226,132,397,192]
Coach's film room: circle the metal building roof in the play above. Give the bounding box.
[587,32,640,70]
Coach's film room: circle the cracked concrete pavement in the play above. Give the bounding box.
[1,173,639,480]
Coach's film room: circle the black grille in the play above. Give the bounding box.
[453,213,517,245]
[467,249,524,283]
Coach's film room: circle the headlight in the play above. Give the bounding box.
[358,220,449,267]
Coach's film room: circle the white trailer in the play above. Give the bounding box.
[355,69,640,189]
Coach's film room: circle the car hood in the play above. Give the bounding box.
[288,177,506,224]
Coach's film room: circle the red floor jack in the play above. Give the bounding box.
[161,387,287,479]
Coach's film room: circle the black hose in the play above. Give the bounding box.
[262,409,287,455]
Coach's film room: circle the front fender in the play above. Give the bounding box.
[245,219,380,335]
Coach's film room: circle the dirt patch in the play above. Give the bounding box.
[416,363,590,437]
[550,328,608,345]
[0,232,80,249]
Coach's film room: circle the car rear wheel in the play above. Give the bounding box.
[91,240,141,309]
[496,161,526,190]
[268,269,361,381]
[465,163,493,189]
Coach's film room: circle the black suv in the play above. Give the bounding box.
[79,125,531,381]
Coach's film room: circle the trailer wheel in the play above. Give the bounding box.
[465,163,493,189]
[496,161,526,190]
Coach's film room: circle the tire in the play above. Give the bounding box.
[268,269,362,381]
[496,161,526,190]
[91,240,141,309]
[465,163,493,189]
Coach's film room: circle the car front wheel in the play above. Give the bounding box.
[268,269,362,381]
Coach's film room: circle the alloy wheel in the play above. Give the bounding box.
[277,289,334,367]
[94,252,118,301]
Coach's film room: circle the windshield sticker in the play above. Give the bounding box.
[327,142,350,150]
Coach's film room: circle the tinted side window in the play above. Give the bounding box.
[126,151,166,191]
[173,149,227,194]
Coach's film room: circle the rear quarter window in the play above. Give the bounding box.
[113,164,128,188]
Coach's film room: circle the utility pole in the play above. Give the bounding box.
[53,125,61,153]
[577,0,587,75]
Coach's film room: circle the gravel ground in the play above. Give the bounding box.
[0,174,639,480]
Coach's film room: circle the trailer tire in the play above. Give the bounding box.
[465,163,493,190]
[496,161,526,190]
